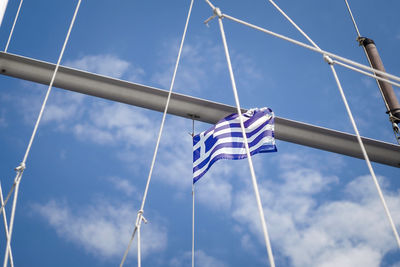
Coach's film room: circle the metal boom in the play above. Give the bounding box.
[0,52,399,168]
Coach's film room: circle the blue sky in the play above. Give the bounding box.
[0,0,400,266]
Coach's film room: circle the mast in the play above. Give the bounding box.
[358,37,400,128]
[344,0,400,142]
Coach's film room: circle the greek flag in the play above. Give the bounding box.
[192,107,277,183]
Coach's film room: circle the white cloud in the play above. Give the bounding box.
[107,176,137,196]
[195,164,233,211]
[42,90,85,125]
[8,52,146,131]
[195,250,228,267]
[73,122,115,144]
[70,102,158,148]
[65,55,134,79]
[33,199,167,260]
[64,54,145,84]
[169,250,227,267]
[240,233,257,252]
[231,153,400,267]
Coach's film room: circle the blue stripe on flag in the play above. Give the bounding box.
[202,118,274,154]
[192,107,277,184]
[193,131,275,173]
[193,144,277,184]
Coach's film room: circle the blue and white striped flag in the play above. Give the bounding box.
[192,107,277,183]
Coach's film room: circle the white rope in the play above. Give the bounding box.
[137,222,142,267]
[333,59,400,89]
[267,0,400,89]
[267,0,400,103]
[267,2,400,90]
[342,0,390,109]
[220,14,400,85]
[4,0,23,52]
[0,182,13,267]
[265,0,400,248]
[119,1,195,266]
[268,0,320,50]
[0,182,16,217]
[343,0,361,38]
[327,58,400,248]
[119,226,137,267]
[2,1,82,266]
[205,4,276,266]
[2,174,20,267]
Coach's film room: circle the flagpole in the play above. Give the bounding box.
[192,183,195,267]
[191,118,195,267]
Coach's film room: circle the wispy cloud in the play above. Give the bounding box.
[196,171,232,211]
[169,250,227,267]
[33,199,167,260]
[64,54,144,81]
[107,176,137,196]
[72,102,157,148]
[43,90,86,126]
[232,153,400,266]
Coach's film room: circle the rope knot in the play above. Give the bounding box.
[213,7,222,18]
[136,209,148,226]
[391,121,399,134]
[14,162,26,172]
[204,7,223,26]
[323,55,334,65]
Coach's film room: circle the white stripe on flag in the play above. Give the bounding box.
[192,107,277,183]
[193,136,275,178]
[193,126,273,166]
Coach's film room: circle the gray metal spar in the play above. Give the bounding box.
[0,52,399,168]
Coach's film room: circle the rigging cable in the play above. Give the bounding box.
[1,1,82,266]
[204,1,276,266]
[267,0,400,248]
[4,0,23,52]
[219,14,400,84]
[0,2,25,256]
[118,0,195,266]
[343,0,400,144]
[0,182,13,267]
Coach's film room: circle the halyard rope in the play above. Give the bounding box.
[204,1,276,266]
[268,0,400,249]
[4,0,23,52]
[221,14,400,84]
[0,182,13,267]
[2,1,82,266]
[119,0,195,266]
